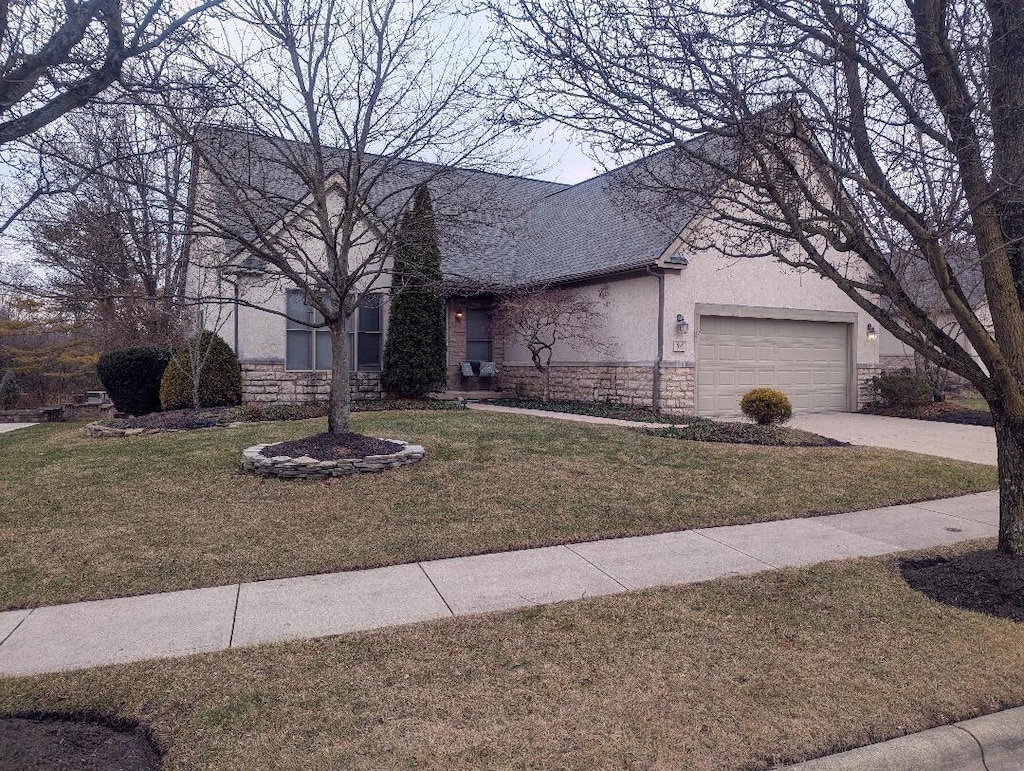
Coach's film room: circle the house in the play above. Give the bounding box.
[189,127,884,417]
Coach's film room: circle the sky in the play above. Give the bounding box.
[525,130,610,184]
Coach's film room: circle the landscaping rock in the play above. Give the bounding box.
[241,438,425,480]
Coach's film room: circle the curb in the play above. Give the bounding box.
[781,705,1024,770]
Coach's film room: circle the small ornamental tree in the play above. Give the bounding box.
[494,288,608,401]
[381,185,448,398]
[160,331,242,410]
[0,370,20,409]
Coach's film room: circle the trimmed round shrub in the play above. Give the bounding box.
[159,331,242,410]
[869,368,932,407]
[96,347,172,416]
[740,388,793,425]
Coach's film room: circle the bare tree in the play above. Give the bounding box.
[14,106,192,350]
[0,0,220,146]
[494,0,1024,554]
[494,287,607,400]
[174,0,522,434]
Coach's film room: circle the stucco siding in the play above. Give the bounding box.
[499,273,660,368]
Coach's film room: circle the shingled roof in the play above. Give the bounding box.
[195,126,732,289]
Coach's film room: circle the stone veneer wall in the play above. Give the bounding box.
[879,354,916,371]
[241,362,383,404]
[856,364,882,407]
[500,363,696,416]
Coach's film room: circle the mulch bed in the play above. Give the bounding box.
[0,714,160,771]
[650,419,849,447]
[98,399,463,432]
[862,401,993,427]
[901,550,1024,622]
[489,398,675,423]
[259,432,404,461]
[105,407,233,431]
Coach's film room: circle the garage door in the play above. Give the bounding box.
[696,315,850,416]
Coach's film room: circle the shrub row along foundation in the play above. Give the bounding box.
[241,440,425,480]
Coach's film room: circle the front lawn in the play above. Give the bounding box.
[0,410,996,609]
[1,543,1022,770]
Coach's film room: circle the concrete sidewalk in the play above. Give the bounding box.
[0,490,999,677]
[783,704,1024,770]
[465,401,688,429]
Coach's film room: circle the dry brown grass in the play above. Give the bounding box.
[0,410,996,609]
[1,542,1021,770]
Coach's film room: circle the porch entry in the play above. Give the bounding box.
[461,307,497,388]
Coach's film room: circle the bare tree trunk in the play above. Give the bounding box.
[328,318,351,434]
[542,366,550,401]
[993,404,1024,555]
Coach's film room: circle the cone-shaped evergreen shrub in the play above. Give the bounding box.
[381,184,448,397]
[159,331,242,410]
[96,347,172,416]
[0,370,21,410]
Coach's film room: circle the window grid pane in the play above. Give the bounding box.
[358,332,382,371]
[286,330,313,370]
[358,294,382,332]
[315,330,332,370]
[466,341,492,362]
[466,308,490,341]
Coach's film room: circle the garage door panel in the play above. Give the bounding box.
[697,315,849,416]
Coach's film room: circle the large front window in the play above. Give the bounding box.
[285,291,382,371]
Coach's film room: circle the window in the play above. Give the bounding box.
[466,308,492,361]
[349,293,382,371]
[285,290,383,371]
[286,291,332,370]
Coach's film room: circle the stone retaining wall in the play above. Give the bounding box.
[241,362,382,404]
[241,439,425,480]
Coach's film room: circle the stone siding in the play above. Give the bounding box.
[658,366,697,416]
[879,354,916,371]
[500,363,696,416]
[856,364,882,407]
[241,362,382,404]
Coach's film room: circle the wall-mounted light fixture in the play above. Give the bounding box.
[454,309,464,321]
[866,323,878,342]
[676,314,690,335]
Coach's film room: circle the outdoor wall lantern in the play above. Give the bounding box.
[676,314,690,335]
[454,309,464,321]
[866,323,878,342]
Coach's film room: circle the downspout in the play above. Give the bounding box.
[648,266,665,416]
[232,279,240,355]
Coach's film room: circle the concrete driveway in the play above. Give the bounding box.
[0,423,35,434]
[789,412,997,466]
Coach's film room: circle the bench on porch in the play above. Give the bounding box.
[460,360,498,390]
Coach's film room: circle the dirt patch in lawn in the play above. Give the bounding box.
[650,419,848,447]
[259,432,404,460]
[901,549,1024,622]
[0,713,161,770]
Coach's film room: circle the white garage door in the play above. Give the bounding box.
[696,315,850,416]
